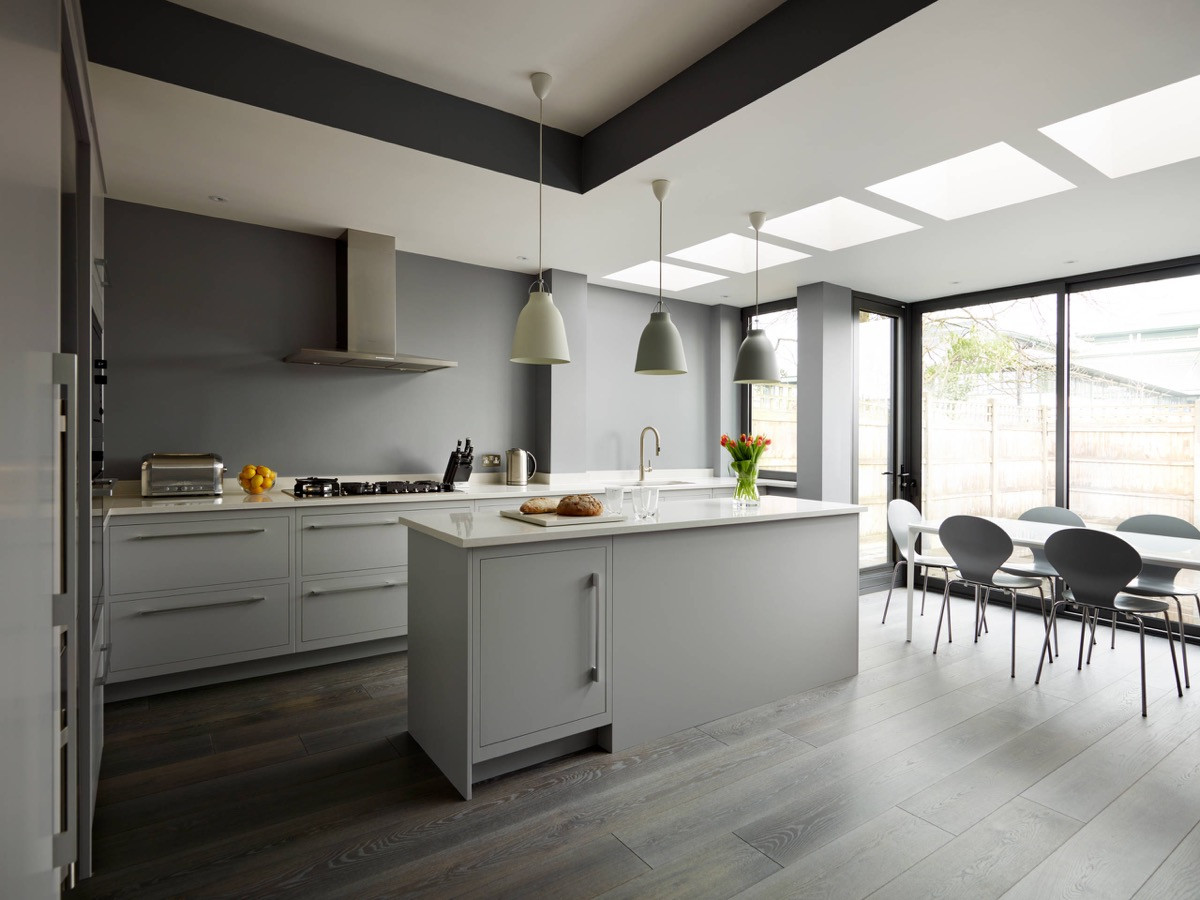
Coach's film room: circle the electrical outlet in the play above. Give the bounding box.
[482,454,501,468]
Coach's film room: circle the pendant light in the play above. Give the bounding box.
[634,179,687,375]
[733,211,781,384]
[511,72,570,365]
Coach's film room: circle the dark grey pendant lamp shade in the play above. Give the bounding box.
[635,179,688,375]
[511,72,570,365]
[733,211,781,384]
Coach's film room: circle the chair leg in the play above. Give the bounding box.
[979,588,990,635]
[881,561,903,624]
[1164,610,1183,699]
[1086,608,1099,666]
[1110,609,1117,650]
[1170,596,1189,689]
[1010,588,1017,678]
[1052,577,1060,656]
[1137,616,1148,717]
[974,585,982,643]
[1077,605,1089,671]
[1037,583,1052,666]
[933,581,952,655]
[921,567,930,616]
[1036,601,1062,684]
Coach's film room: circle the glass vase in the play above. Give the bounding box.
[729,459,760,510]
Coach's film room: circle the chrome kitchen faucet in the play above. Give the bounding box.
[639,426,661,482]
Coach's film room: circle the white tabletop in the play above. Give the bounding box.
[399,496,864,549]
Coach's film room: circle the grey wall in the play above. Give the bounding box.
[585,285,716,472]
[795,282,855,502]
[104,200,537,478]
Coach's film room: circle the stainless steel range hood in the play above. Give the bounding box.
[285,229,457,373]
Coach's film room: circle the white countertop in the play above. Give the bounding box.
[398,496,865,549]
[95,473,740,519]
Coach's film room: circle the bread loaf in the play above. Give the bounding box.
[519,497,559,515]
[556,494,603,517]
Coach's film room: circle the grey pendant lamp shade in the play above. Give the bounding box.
[511,72,570,365]
[733,211,781,384]
[634,179,688,375]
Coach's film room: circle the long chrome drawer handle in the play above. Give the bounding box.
[308,581,400,596]
[132,527,267,540]
[591,571,602,683]
[135,595,266,616]
[306,519,401,530]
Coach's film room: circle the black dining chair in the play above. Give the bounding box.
[934,515,1042,678]
[1038,528,1182,717]
[1115,514,1199,689]
[1000,505,1085,658]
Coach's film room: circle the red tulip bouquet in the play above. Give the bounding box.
[720,433,770,507]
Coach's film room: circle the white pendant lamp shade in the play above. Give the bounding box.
[635,310,688,374]
[733,210,781,384]
[635,178,688,375]
[511,72,570,365]
[511,289,570,364]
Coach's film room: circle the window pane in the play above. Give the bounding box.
[747,308,797,473]
[1068,272,1200,625]
[921,296,1058,535]
[858,310,894,568]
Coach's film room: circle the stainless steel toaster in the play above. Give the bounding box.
[140,453,226,497]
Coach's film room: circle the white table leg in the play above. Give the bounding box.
[906,524,917,642]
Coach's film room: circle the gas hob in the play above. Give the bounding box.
[285,477,457,499]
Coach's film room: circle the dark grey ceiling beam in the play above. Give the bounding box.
[81,0,583,192]
[580,0,938,191]
[82,0,936,195]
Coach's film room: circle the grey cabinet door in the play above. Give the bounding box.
[478,546,607,747]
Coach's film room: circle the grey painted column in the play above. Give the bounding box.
[794,282,855,502]
[707,303,742,473]
[533,269,589,473]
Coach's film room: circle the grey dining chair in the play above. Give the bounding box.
[1039,528,1183,716]
[1115,514,1199,689]
[881,499,955,624]
[933,515,1043,678]
[1000,506,1085,658]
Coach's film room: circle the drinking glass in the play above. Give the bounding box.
[604,486,625,516]
[632,486,659,519]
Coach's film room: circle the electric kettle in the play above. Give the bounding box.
[506,448,537,486]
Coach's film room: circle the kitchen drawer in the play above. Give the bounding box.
[300,569,407,645]
[108,515,289,595]
[108,582,290,673]
[300,510,409,576]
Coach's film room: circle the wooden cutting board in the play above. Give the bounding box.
[499,509,626,527]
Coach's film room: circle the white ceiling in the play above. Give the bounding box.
[91,0,1200,306]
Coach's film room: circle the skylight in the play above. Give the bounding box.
[758,197,920,251]
[1039,73,1200,178]
[602,261,726,291]
[667,233,809,273]
[866,142,1075,219]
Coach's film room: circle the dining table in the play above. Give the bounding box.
[904,516,1200,643]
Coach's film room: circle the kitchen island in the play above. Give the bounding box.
[399,495,863,799]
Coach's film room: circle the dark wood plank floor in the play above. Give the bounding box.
[70,592,1200,899]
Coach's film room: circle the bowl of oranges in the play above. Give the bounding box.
[238,464,277,495]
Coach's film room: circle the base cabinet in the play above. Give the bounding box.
[478,546,608,747]
[409,535,613,799]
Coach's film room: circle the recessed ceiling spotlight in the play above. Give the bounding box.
[866,143,1074,220]
[951,280,961,285]
[207,195,228,203]
[516,255,529,261]
[1064,259,1077,264]
[1040,73,1200,178]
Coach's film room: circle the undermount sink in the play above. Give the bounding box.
[613,480,694,487]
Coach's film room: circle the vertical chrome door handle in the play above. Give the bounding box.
[590,571,602,683]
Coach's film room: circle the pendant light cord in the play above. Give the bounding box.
[537,95,544,292]
[657,193,664,312]
[754,224,760,318]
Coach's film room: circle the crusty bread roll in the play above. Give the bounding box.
[557,494,604,517]
[519,497,559,514]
